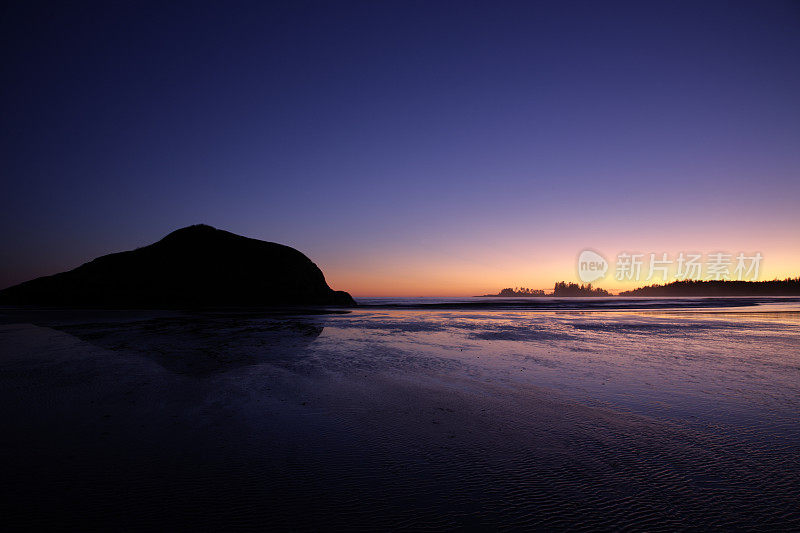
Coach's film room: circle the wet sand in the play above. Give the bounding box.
[1,304,799,530]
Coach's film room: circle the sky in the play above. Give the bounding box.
[2,0,799,296]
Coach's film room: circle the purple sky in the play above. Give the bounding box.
[2,1,799,295]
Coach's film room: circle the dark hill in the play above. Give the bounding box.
[0,224,356,307]
[618,278,800,297]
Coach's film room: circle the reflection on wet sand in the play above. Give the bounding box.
[56,314,324,375]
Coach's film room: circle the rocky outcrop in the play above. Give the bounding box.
[0,224,356,307]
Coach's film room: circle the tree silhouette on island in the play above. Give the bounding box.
[485,282,610,297]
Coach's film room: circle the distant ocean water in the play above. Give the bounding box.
[355,295,800,311]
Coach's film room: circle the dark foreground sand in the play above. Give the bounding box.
[1,306,799,530]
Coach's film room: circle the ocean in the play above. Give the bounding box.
[1,297,799,529]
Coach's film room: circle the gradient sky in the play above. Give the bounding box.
[2,1,799,296]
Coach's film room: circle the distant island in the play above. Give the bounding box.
[483,282,610,297]
[0,224,356,308]
[619,278,800,296]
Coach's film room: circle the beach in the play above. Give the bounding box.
[1,298,799,530]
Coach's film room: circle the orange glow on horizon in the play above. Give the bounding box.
[320,247,800,297]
